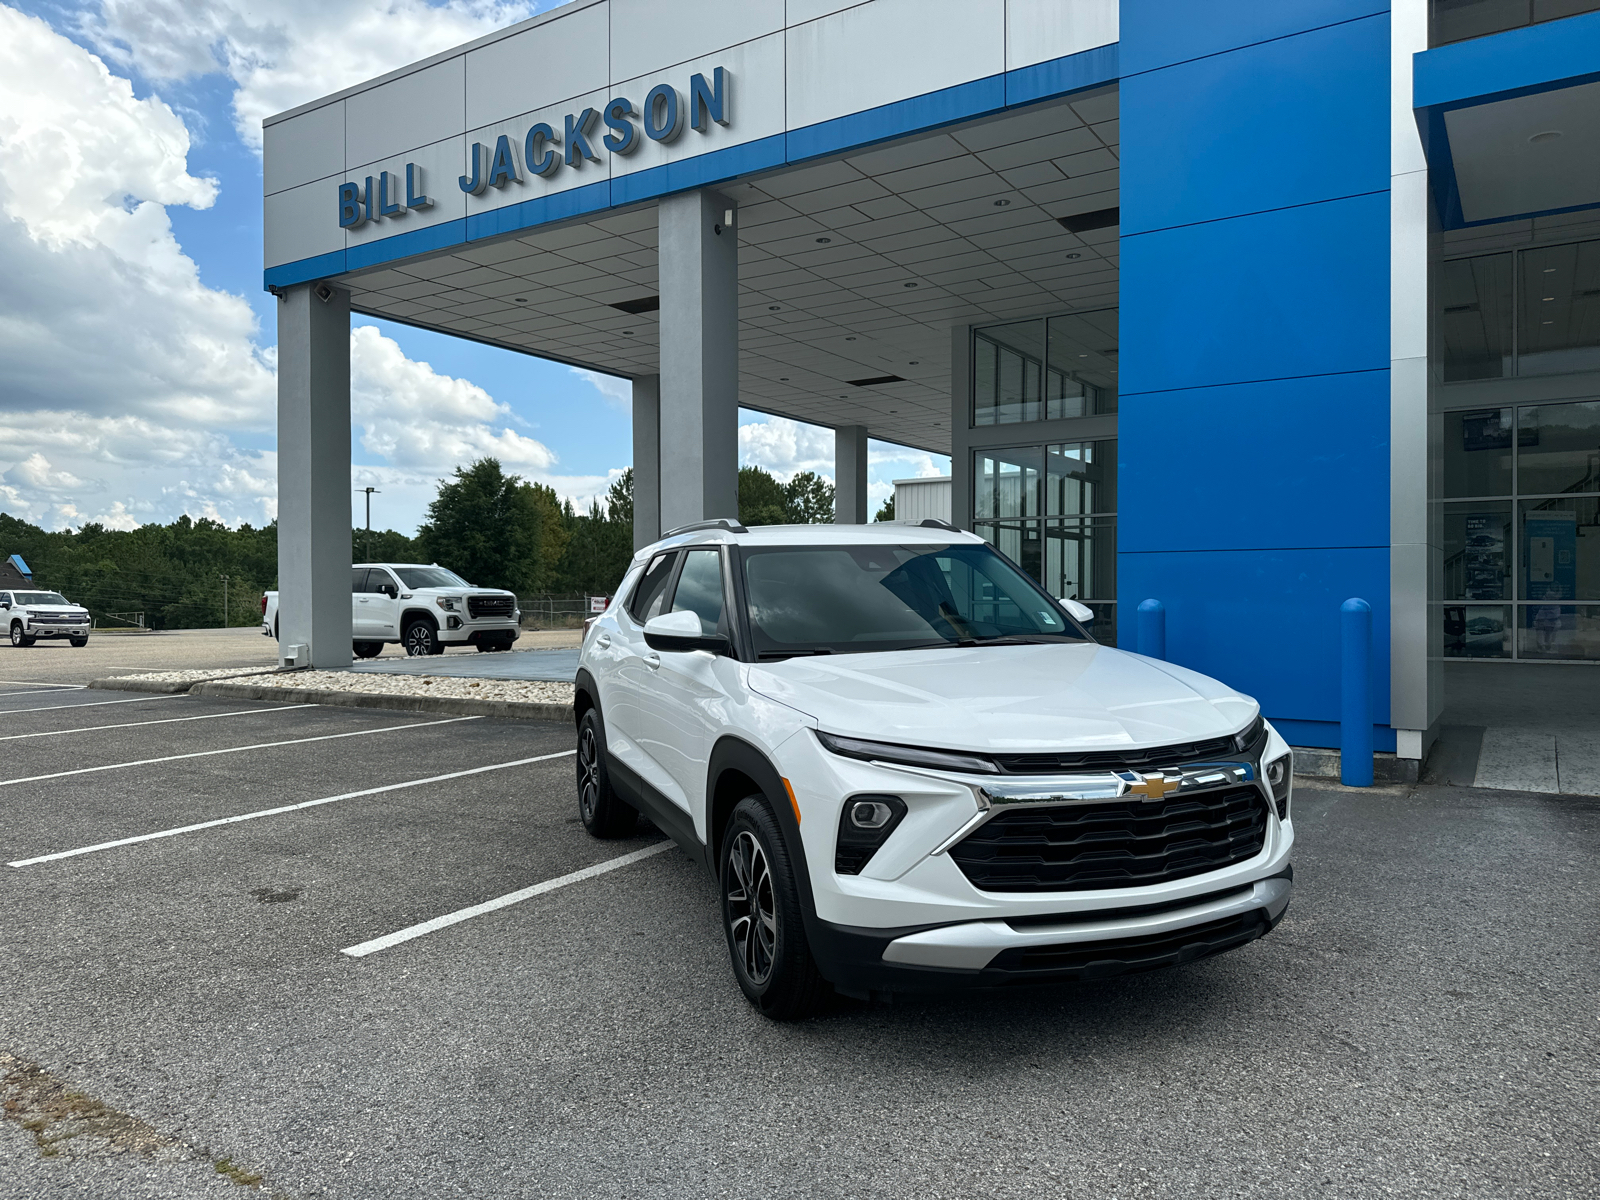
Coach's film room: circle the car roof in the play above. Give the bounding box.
[633,522,984,564]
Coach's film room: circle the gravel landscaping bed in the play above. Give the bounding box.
[242,669,574,705]
[109,667,279,683]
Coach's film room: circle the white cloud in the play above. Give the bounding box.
[82,0,545,152]
[570,367,632,412]
[738,416,835,484]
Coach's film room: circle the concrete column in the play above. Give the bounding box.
[658,189,738,531]
[834,425,869,523]
[276,283,352,669]
[632,373,661,549]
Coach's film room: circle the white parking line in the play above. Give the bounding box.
[7,749,576,867]
[0,680,87,688]
[0,715,481,790]
[0,703,319,742]
[0,694,182,716]
[0,686,85,697]
[340,841,673,959]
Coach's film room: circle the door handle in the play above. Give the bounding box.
[595,633,611,649]
[645,653,661,670]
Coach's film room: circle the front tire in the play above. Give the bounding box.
[10,623,34,648]
[576,708,637,838]
[720,797,829,1021]
[403,620,441,657]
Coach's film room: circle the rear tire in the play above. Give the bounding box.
[403,620,441,657]
[575,708,637,838]
[720,796,829,1021]
[353,641,383,659]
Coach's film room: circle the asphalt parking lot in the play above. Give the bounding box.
[1,680,1596,1200]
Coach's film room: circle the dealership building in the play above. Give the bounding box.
[263,0,1600,770]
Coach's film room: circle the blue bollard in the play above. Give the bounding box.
[1340,598,1373,787]
[1137,598,1165,661]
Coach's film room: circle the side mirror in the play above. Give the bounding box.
[644,609,728,654]
[1063,599,1094,625]
[380,584,398,598]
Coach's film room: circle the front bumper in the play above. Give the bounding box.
[438,622,520,645]
[811,869,1292,994]
[28,625,89,638]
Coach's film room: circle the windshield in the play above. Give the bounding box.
[392,567,468,589]
[14,592,70,606]
[740,543,1089,658]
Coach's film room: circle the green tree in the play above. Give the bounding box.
[414,458,546,594]
[875,494,895,522]
[555,470,634,596]
[783,471,835,524]
[738,465,788,526]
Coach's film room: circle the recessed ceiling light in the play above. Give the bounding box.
[513,297,528,303]
[623,330,634,335]
[838,394,847,398]
[845,336,856,341]
[1065,253,1081,260]
[816,237,832,244]
[779,377,789,381]
[903,282,918,288]
[909,360,919,365]
[889,409,898,413]
[768,305,780,311]
[993,198,1011,207]
[1544,296,1556,301]
[1530,130,1563,143]
[1544,320,1554,324]
[1545,267,1557,273]
[1079,353,1088,358]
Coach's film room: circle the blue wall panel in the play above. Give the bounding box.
[1118,371,1390,554]
[1120,193,1390,395]
[1119,3,1393,749]
[1121,1,1389,75]
[1119,547,1392,738]
[1121,15,1389,234]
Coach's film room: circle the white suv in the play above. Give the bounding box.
[575,520,1295,1019]
[261,564,521,657]
[2,589,91,647]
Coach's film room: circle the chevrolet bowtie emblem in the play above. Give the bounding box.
[1127,772,1180,801]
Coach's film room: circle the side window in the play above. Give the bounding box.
[352,568,368,593]
[627,553,677,623]
[367,569,396,595]
[670,549,725,636]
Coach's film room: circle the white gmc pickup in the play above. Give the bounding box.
[262,563,521,657]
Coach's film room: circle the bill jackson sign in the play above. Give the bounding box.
[338,66,730,229]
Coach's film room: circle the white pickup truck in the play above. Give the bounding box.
[262,563,521,658]
[1,588,91,647]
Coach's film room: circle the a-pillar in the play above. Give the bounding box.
[658,189,738,531]
[834,425,869,523]
[276,283,352,669]
[632,373,661,549]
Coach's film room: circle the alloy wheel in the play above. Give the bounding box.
[404,625,432,656]
[9,624,21,647]
[577,724,599,823]
[725,830,777,986]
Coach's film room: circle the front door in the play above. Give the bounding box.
[607,551,679,797]
[637,547,734,819]
[364,568,401,640]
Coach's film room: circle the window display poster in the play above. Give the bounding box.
[1525,510,1577,601]
[1464,514,1506,600]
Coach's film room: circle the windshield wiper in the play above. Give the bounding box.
[757,648,836,660]
[966,634,1076,645]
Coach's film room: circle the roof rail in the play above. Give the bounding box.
[661,517,749,538]
[919,518,958,531]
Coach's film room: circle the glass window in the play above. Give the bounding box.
[1437,253,1513,382]
[1443,409,1515,497]
[392,566,468,589]
[1519,242,1600,376]
[670,549,725,636]
[1519,604,1600,659]
[1515,400,1600,496]
[14,593,69,606]
[1441,604,1512,658]
[1046,311,1118,415]
[627,553,676,623]
[1443,503,1512,601]
[352,568,367,593]
[975,449,1042,520]
[1045,441,1116,515]
[1432,0,1600,47]
[740,543,1085,658]
[1520,499,1600,600]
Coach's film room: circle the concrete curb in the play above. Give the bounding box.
[1293,746,1418,785]
[189,680,575,723]
[89,676,203,695]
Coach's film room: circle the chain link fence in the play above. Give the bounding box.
[516,594,607,630]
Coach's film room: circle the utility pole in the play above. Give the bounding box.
[219,574,229,628]
[357,486,381,562]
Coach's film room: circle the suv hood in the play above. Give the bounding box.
[745,643,1258,753]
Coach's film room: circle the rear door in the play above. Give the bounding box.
[637,547,736,818]
[351,568,376,637]
[606,551,678,792]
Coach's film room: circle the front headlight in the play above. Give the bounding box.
[1264,753,1292,820]
[435,597,457,612]
[815,730,1000,775]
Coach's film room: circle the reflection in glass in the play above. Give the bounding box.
[1045,441,1116,515]
[1441,604,1511,658]
[1046,311,1118,415]
[1519,498,1600,600]
[1437,253,1513,381]
[974,449,1042,520]
[973,310,1117,426]
[1042,519,1116,605]
[1432,0,1600,48]
[1519,605,1600,660]
[1443,409,1515,497]
[1443,503,1512,600]
[973,320,1046,425]
[1519,241,1600,376]
[1516,400,1600,496]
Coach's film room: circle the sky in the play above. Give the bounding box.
[0,0,949,538]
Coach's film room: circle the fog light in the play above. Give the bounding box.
[446,615,462,630]
[1265,755,1292,820]
[835,794,907,875]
